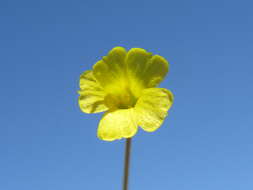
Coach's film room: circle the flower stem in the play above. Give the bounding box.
[123,138,132,190]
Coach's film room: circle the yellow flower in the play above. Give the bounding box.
[78,47,174,141]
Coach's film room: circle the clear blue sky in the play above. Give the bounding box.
[1,0,253,189]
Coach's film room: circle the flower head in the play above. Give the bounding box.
[78,47,174,141]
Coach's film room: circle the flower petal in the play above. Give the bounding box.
[97,108,138,141]
[78,70,108,113]
[126,48,169,88]
[92,47,127,92]
[134,88,174,132]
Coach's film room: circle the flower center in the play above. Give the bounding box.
[104,87,138,110]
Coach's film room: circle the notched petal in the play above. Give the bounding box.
[126,48,169,88]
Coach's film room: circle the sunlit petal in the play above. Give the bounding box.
[97,108,138,141]
[134,88,174,132]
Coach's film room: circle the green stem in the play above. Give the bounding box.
[123,138,132,190]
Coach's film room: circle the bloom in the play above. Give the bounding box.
[78,47,174,141]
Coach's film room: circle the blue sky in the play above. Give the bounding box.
[1,0,253,189]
